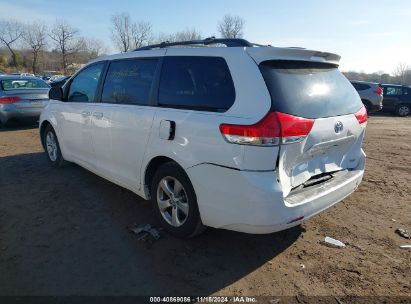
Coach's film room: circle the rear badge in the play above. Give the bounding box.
[334,121,343,133]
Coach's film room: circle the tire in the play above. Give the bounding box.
[42,125,66,167]
[396,104,410,117]
[151,162,204,238]
[362,100,372,114]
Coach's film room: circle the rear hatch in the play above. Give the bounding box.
[248,49,366,197]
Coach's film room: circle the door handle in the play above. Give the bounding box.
[92,112,104,119]
[81,111,91,117]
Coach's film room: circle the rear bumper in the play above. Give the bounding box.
[0,106,43,123]
[187,150,365,234]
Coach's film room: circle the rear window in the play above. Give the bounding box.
[158,56,235,112]
[260,60,362,119]
[351,82,370,91]
[1,79,50,90]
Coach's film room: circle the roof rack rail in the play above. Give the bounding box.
[134,37,254,51]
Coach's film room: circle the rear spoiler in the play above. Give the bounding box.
[245,46,341,66]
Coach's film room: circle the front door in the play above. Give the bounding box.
[57,62,106,168]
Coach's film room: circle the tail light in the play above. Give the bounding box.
[373,85,383,96]
[354,105,368,125]
[219,112,314,146]
[0,96,22,104]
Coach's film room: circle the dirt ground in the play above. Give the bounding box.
[0,114,410,297]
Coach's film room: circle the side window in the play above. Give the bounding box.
[385,86,402,96]
[68,62,105,102]
[158,56,235,112]
[101,59,158,105]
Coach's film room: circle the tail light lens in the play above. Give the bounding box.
[373,85,383,95]
[219,112,314,146]
[0,96,22,104]
[354,105,368,125]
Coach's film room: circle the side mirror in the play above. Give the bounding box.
[49,87,63,101]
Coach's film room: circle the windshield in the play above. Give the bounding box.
[259,60,362,119]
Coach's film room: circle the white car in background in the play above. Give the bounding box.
[39,38,367,238]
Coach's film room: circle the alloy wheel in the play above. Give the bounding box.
[156,176,189,227]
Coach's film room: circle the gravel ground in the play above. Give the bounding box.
[0,114,410,296]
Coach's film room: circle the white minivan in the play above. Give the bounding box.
[40,38,367,237]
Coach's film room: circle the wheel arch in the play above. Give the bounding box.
[39,120,52,150]
[143,156,187,198]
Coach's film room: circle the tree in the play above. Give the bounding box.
[0,19,24,68]
[49,20,81,74]
[154,28,202,44]
[218,14,245,38]
[81,38,107,61]
[22,21,47,74]
[111,13,133,52]
[174,28,202,41]
[131,21,153,48]
[393,62,409,85]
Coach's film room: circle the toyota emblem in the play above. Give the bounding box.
[334,121,343,133]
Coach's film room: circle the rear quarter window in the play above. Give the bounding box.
[158,56,235,112]
[260,60,362,119]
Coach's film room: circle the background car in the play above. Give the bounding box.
[351,81,383,113]
[0,76,50,127]
[49,76,70,88]
[380,84,411,116]
[47,75,65,84]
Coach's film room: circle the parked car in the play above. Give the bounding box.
[39,38,367,237]
[350,81,383,113]
[47,75,65,84]
[9,72,35,77]
[0,76,50,126]
[380,84,411,117]
[49,76,70,88]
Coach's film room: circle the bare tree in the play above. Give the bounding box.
[81,38,107,61]
[393,62,409,84]
[49,20,81,74]
[111,13,132,52]
[22,21,47,74]
[154,28,202,44]
[131,21,153,48]
[0,19,24,68]
[174,28,202,41]
[218,14,245,38]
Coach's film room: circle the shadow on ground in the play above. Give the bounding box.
[0,152,302,296]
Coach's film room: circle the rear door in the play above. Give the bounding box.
[91,56,161,190]
[258,60,366,196]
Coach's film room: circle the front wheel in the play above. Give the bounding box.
[396,104,410,117]
[43,125,66,167]
[151,162,204,238]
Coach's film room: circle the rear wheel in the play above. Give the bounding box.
[151,162,204,238]
[362,100,372,114]
[43,125,66,167]
[396,104,410,117]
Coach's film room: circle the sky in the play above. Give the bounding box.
[0,0,410,74]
